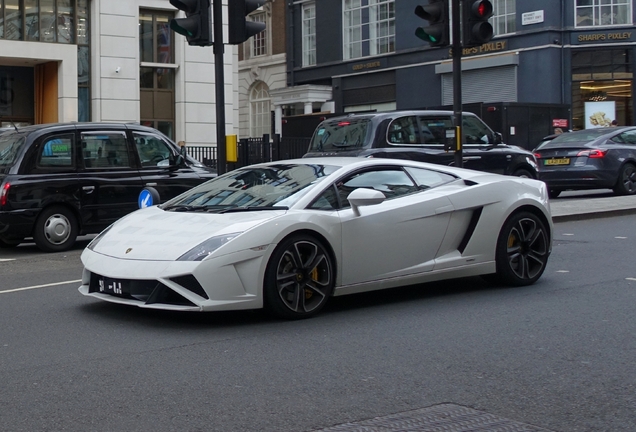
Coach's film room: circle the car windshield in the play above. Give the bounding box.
[162,163,339,212]
[543,129,612,147]
[308,118,370,151]
[0,133,26,167]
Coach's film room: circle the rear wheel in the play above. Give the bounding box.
[33,206,78,252]
[264,234,334,320]
[613,163,636,195]
[512,168,535,179]
[488,211,549,286]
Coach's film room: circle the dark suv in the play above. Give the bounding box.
[304,110,538,178]
[0,123,216,251]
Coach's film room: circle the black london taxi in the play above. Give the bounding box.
[0,123,216,252]
[303,110,538,178]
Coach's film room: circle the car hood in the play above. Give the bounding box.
[89,206,285,261]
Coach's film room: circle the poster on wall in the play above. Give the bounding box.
[585,101,615,128]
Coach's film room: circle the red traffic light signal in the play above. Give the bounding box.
[414,0,450,48]
[462,0,494,48]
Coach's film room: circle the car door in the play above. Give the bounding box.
[461,116,506,174]
[77,129,144,230]
[335,166,454,286]
[131,131,204,202]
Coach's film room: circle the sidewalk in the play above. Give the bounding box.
[550,194,636,222]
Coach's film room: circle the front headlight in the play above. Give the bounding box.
[177,232,242,261]
[86,224,115,251]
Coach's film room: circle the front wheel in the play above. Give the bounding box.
[264,234,334,320]
[489,211,549,286]
[512,168,535,179]
[613,163,636,195]
[33,206,78,252]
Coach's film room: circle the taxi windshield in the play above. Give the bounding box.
[308,118,370,151]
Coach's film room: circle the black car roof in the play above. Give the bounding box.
[323,110,477,123]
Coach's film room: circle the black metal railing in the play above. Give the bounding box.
[186,135,310,170]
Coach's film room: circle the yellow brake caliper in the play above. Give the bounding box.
[306,267,319,299]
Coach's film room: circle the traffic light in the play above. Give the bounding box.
[169,0,212,47]
[414,0,450,48]
[228,0,266,45]
[462,0,494,48]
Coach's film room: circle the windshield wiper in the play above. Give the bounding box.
[217,206,288,214]
[162,204,211,212]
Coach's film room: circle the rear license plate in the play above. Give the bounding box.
[98,277,125,296]
[544,158,570,166]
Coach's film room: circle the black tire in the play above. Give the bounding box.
[33,206,78,252]
[264,234,334,320]
[489,211,549,287]
[0,238,22,248]
[613,163,636,196]
[548,189,562,199]
[512,168,535,179]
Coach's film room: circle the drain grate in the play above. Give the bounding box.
[312,403,553,432]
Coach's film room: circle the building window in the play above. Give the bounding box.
[576,0,631,27]
[251,12,267,57]
[250,82,271,137]
[571,49,633,130]
[139,11,176,140]
[343,0,395,60]
[491,0,515,35]
[302,2,316,67]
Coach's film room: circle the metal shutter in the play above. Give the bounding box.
[442,65,517,105]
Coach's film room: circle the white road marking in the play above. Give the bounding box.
[556,270,570,273]
[615,236,628,239]
[0,259,16,262]
[562,233,574,236]
[0,279,81,295]
[627,278,636,282]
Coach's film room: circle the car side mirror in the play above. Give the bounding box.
[171,146,187,169]
[347,188,386,216]
[495,132,503,144]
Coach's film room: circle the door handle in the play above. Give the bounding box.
[145,182,158,187]
[462,156,482,161]
[82,186,95,193]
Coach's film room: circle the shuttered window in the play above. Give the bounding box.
[441,65,517,105]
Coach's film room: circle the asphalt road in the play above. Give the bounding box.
[0,208,635,431]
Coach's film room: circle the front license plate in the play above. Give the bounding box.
[544,158,570,166]
[98,277,126,296]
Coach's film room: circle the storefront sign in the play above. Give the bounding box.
[449,40,507,56]
[578,32,632,42]
[351,60,383,72]
[522,10,544,26]
[552,119,568,128]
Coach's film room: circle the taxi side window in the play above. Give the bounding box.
[388,116,419,144]
[417,116,453,144]
[133,133,174,167]
[463,116,495,144]
[81,132,132,168]
[37,134,75,171]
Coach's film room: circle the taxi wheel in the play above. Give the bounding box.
[33,206,78,252]
[490,211,549,287]
[613,163,636,196]
[264,234,334,320]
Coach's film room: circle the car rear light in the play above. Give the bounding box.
[0,182,9,206]
[577,149,608,158]
[337,121,351,126]
[534,153,542,159]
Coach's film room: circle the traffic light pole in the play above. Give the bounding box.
[212,0,227,175]
[452,0,463,168]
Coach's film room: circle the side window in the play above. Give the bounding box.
[404,167,457,189]
[81,132,132,168]
[308,184,339,210]
[336,168,418,208]
[463,116,495,144]
[614,130,636,144]
[133,133,174,167]
[387,116,419,144]
[37,134,75,170]
[417,116,453,144]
